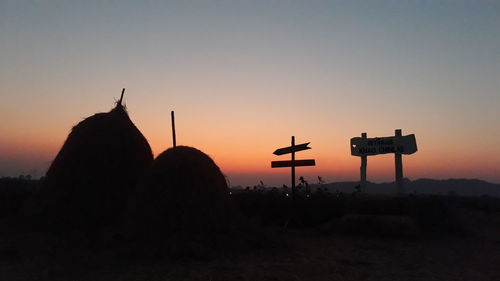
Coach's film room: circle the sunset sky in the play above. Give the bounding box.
[1,0,499,186]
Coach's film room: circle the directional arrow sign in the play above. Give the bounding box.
[273,142,311,155]
[271,159,316,168]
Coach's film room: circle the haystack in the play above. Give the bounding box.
[41,94,153,230]
[128,146,240,255]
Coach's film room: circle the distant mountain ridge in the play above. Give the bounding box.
[318,178,500,197]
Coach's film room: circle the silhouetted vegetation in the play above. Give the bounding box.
[1,173,500,275]
[233,185,346,227]
[3,175,499,237]
[458,195,500,213]
[232,183,498,235]
[0,177,40,218]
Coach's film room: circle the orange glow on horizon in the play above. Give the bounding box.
[1,130,499,186]
[1,82,499,186]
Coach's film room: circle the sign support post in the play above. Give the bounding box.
[360,132,367,191]
[291,136,296,199]
[272,137,315,229]
[395,129,404,195]
[350,129,417,195]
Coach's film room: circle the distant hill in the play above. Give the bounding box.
[317,178,500,197]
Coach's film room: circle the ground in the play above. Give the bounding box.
[2,191,500,281]
[1,220,499,281]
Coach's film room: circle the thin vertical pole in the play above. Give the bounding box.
[283,136,296,230]
[171,111,177,148]
[119,88,125,105]
[291,136,296,200]
[395,129,404,195]
[360,132,367,191]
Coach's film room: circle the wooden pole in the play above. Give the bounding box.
[291,136,296,200]
[360,132,367,191]
[171,111,176,148]
[283,135,296,230]
[395,129,404,195]
[119,88,125,105]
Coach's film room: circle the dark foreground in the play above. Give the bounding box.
[1,211,499,281]
[1,178,500,280]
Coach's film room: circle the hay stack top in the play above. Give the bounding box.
[47,95,153,174]
[150,146,229,200]
[131,146,231,236]
[43,93,153,230]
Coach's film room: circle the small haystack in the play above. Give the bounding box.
[41,91,153,230]
[128,146,239,256]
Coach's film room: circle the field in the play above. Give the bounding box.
[1,178,500,281]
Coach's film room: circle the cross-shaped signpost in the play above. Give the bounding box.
[272,136,316,199]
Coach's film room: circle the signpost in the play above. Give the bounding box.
[350,129,417,194]
[271,159,316,168]
[271,136,315,199]
[350,134,417,156]
[273,142,311,155]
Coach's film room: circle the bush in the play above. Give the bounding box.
[0,177,39,218]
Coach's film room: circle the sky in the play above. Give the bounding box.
[1,0,499,186]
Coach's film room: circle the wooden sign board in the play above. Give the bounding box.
[271,159,316,168]
[273,142,311,155]
[350,134,417,156]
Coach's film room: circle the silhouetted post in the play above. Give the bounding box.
[360,132,367,190]
[271,137,315,229]
[171,111,176,148]
[291,136,296,200]
[119,88,125,105]
[395,129,404,194]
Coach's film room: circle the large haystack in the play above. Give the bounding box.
[128,146,239,255]
[42,97,153,230]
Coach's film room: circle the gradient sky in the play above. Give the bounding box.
[1,0,499,186]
